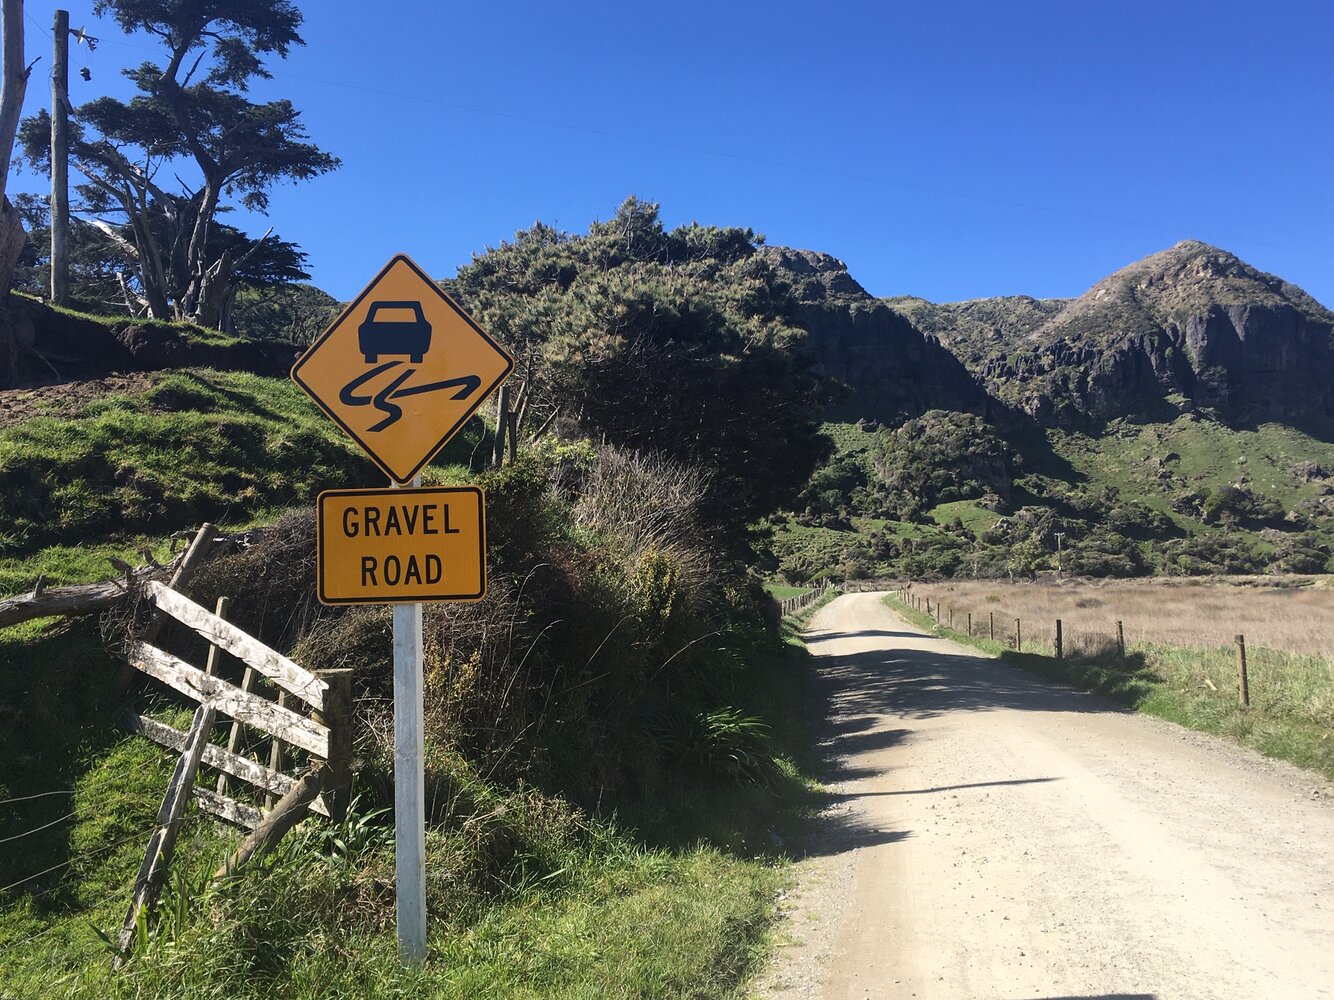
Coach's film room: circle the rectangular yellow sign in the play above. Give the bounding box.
[317,486,486,605]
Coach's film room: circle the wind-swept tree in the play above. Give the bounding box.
[21,0,337,326]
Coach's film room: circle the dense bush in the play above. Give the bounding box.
[448,197,833,547]
[184,443,803,834]
[867,410,1015,520]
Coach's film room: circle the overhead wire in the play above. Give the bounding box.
[0,821,163,896]
[0,789,75,806]
[0,884,125,962]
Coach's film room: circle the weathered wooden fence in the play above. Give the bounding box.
[116,579,353,966]
[126,580,352,829]
[780,580,837,617]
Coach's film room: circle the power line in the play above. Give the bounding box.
[24,9,53,41]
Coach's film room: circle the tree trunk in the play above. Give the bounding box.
[0,199,25,387]
[192,247,233,329]
[0,0,29,195]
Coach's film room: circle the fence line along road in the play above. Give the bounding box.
[780,580,838,617]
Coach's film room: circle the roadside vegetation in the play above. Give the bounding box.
[762,414,1334,584]
[883,586,1334,780]
[0,200,835,997]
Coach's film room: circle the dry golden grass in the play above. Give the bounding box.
[905,577,1334,658]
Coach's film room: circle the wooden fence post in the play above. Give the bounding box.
[1235,635,1250,708]
[313,668,354,821]
[215,769,324,878]
[115,702,215,968]
[203,596,230,676]
[1117,621,1125,658]
[118,523,216,687]
[1055,619,1063,660]
[948,608,953,629]
[989,611,994,640]
[218,664,258,798]
[266,690,289,810]
[1015,618,1022,652]
[967,612,972,636]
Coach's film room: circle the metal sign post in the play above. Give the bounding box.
[291,254,513,966]
[392,477,427,963]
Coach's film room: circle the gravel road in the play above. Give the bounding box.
[758,592,1334,1000]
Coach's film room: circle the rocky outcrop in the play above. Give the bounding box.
[761,248,993,425]
[898,242,1334,428]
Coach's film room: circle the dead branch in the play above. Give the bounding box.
[0,554,182,630]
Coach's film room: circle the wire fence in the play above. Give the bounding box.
[887,585,1328,717]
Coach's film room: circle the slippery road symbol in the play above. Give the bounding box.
[337,299,482,431]
[339,362,482,432]
[290,253,514,484]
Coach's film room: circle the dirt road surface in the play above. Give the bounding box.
[759,592,1334,1000]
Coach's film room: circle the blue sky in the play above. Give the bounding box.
[12,1,1334,305]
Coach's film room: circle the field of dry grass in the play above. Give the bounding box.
[886,578,1334,778]
[905,577,1334,659]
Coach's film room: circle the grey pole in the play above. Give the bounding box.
[50,9,69,306]
[393,475,427,963]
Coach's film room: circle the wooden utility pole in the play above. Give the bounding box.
[49,9,69,306]
[0,0,33,318]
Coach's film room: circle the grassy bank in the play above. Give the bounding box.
[0,612,811,1000]
[883,593,1334,780]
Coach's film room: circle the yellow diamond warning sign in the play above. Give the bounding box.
[292,254,513,484]
[317,486,486,605]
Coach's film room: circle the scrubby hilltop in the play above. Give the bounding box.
[767,240,1334,582]
[757,247,994,425]
[886,241,1334,428]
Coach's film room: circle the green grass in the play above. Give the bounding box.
[927,499,1002,531]
[1050,416,1334,524]
[765,584,812,600]
[12,291,243,347]
[883,593,1334,779]
[0,537,180,595]
[0,583,819,1000]
[0,369,490,562]
[818,420,877,457]
[1,818,780,1000]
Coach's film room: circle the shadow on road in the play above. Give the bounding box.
[813,639,1136,723]
[789,609,1133,860]
[828,777,1061,798]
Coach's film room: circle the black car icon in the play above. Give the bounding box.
[359,301,432,364]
